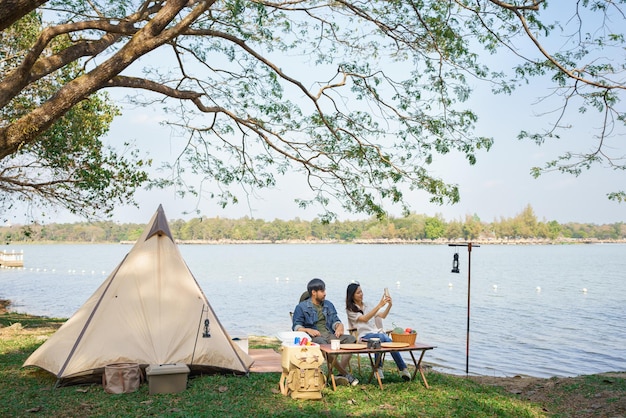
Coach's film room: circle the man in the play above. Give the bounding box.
[292,278,359,386]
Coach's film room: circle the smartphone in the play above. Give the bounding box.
[384,287,390,297]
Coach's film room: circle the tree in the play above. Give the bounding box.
[444,219,464,240]
[513,204,538,238]
[0,10,150,221]
[424,215,446,240]
[545,220,561,240]
[462,214,483,240]
[1,1,624,222]
[391,214,426,239]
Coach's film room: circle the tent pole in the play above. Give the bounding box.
[191,305,207,367]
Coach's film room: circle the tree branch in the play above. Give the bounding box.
[0,0,47,31]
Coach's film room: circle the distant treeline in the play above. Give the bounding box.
[1,205,625,244]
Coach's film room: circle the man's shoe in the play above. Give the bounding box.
[376,369,384,380]
[346,373,359,386]
[335,375,349,386]
[400,368,411,381]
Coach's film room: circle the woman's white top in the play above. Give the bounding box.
[346,302,384,340]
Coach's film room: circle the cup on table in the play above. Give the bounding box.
[330,339,341,350]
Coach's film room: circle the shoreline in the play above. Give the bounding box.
[120,237,626,245]
[3,238,626,246]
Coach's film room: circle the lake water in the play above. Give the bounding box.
[1,243,624,378]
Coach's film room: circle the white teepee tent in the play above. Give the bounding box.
[24,205,253,385]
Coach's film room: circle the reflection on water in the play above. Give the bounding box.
[1,243,625,378]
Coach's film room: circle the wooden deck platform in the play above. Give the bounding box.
[249,348,282,373]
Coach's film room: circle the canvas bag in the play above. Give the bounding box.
[279,345,326,400]
[102,363,142,394]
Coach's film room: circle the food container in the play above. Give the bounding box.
[390,332,417,345]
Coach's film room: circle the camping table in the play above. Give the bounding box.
[320,342,435,390]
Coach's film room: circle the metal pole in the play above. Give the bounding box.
[448,242,478,376]
[466,242,472,375]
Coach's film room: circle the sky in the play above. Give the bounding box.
[5,5,626,226]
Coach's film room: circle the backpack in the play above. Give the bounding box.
[279,345,326,400]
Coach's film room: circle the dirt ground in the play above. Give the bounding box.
[469,373,626,417]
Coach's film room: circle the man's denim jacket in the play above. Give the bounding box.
[292,299,341,334]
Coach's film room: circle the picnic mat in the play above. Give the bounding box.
[248,348,282,373]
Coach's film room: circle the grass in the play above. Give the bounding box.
[1,312,623,417]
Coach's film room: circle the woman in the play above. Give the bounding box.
[345,282,411,380]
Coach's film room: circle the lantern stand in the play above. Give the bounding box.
[448,242,479,375]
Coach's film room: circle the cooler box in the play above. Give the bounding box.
[145,363,190,395]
